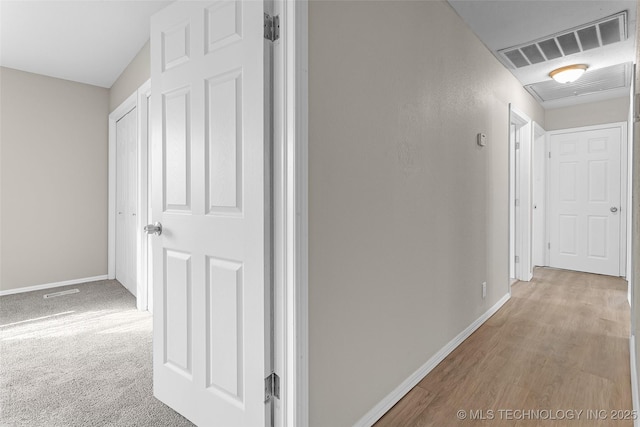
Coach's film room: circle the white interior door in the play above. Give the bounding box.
[150,1,270,426]
[116,107,138,296]
[549,126,622,276]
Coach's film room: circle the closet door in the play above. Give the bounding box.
[115,108,137,295]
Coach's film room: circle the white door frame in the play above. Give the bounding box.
[626,81,634,308]
[509,121,517,282]
[137,80,152,312]
[108,79,152,311]
[532,122,547,269]
[273,0,309,426]
[545,121,628,277]
[509,105,534,282]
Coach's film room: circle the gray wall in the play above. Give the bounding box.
[0,67,109,292]
[545,97,629,131]
[109,40,150,113]
[307,1,544,425]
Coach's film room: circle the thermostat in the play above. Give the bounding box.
[477,133,487,147]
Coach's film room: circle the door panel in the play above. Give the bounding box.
[165,249,192,375]
[150,1,268,426]
[558,214,577,255]
[163,88,191,211]
[207,256,243,400]
[206,70,243,214]
[549,127,621,276]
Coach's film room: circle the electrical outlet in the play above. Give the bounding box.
[482,282,487,299]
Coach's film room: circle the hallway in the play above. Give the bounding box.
[375,268,632,426]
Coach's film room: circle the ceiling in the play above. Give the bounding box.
[448,0,637,109]
[1,0,636,105]
[0,1,170,88]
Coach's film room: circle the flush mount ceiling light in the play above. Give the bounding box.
[549,64,588,83]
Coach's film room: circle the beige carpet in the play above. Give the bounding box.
[0,280,194,426]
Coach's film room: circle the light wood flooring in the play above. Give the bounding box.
[375,267,632,426]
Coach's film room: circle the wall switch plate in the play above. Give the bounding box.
[477,133,487,147]
[482,282,487,299]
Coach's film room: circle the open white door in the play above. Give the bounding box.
[150,1,270,426]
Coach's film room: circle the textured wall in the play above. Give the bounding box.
[0,67,109,292]
[307,1,544,425]
[545,97,630,131]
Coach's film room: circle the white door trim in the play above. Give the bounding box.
[546,121,628,277]
[108,80,152,311]
[509,105,534,282]
[108,91,136,282]
[274,0,309,426]
[532,121,547,269]
[136,80,151,311]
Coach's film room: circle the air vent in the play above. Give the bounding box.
[524,62,631,102]
[498,11,627,68]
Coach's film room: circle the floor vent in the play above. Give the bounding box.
[524,62,631,103]
[43,289,80,299]
[498,11,627,69]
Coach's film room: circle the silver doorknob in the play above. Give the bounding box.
[144,222,163,236]
[610,207,618,213]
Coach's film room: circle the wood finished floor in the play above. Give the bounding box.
[375,267,632,427]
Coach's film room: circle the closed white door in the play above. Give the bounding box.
[150,1,269,426]
[549,127,621,276]
[115,107,138,295]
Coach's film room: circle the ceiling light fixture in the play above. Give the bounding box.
[549,64,588,83]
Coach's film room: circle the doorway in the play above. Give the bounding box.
[546,123,627,276]
[144,1,309,425]
[108,81,152,311]
[509,106,534,283]
[510,115,629,280]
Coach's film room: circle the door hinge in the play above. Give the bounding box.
[265,372,280,402]
[515,142,520,150]
[548,242,551,249]
[264,14,280,42]
[548,152,551,159]
[515,255,520,263]
[515,198,520,207]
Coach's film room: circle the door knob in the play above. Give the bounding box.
[610,207,618,213]
[144,222,163,236]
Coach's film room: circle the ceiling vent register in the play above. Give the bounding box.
[498,11,627,69]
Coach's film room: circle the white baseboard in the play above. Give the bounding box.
[0,275,109,296]
[353,293,511,427]
[630,335,639,427]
